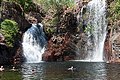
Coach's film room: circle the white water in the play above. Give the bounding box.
[85,0,107,61]
[22,23,47,63]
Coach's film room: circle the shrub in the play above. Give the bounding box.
[114,0,120,14]
[0,19,19,47]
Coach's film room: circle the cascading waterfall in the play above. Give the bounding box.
[22,23,47,63]
[85,0,107,61]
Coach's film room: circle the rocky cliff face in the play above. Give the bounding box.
[105,0,120,63]
[42,7,78,61]
[0,0,90,63]
[0,0,119,64]
[0,33,10,64]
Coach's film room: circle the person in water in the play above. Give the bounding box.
[0,66,4,71]
[10,66,18,71]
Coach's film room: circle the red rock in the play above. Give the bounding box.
[42,33,76,61]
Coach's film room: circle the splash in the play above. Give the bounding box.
[22,23,47,63]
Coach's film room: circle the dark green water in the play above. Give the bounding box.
[0,62,120,80]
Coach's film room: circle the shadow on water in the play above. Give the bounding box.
[106,63,120,80]
[21,61,120,80]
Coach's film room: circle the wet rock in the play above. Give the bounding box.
[0,43,10,64]
[0,34,10,64]
[13,46,25,64]
[76,33,88,59]
[0,32,10,64]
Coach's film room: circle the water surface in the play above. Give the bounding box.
[1,62,120,80]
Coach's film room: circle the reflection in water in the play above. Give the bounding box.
[1,62,120,80]
[106,63,120,80]
[0,61,120,80]
[21,62,108,80]
[21,63,44,80]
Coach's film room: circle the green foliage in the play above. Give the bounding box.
[84,24,94,34]
[114,0,120,19]
[0,19,19,47]
[0,71,22,80]
[19,0,32,12]
[37,0,75,27]
[7,0,32,12]
[115,0,120,13]
[46,27,56,34]
[109,0,120,20]
[38,0,75,11]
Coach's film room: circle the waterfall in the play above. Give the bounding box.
[22,23,47,63]
[85,0,107,61]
